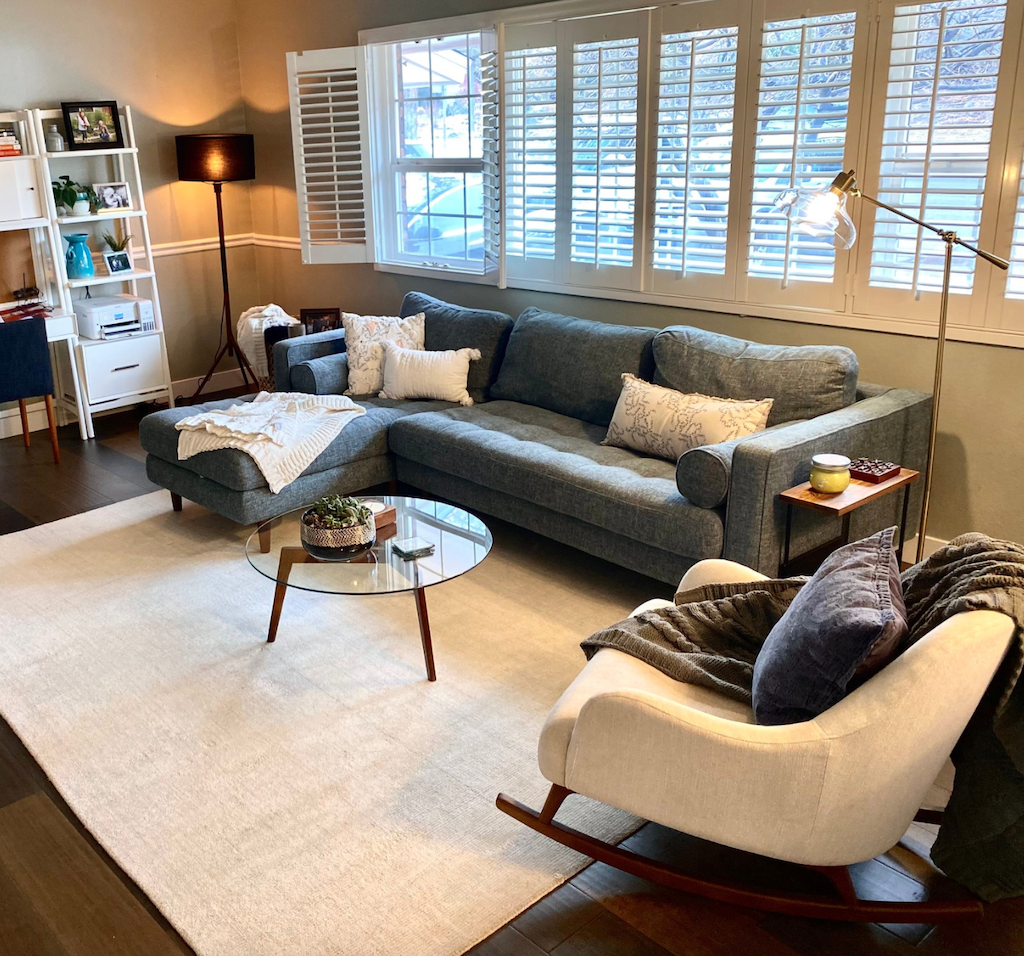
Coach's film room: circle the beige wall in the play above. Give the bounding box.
[3,0,261,381]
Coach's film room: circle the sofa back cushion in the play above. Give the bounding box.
[491,308,657,425]
[400,292,513,403]
[653,326,858,425]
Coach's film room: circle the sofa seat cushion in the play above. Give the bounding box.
[490,308,657,426]
[653,326,859,426]
[140,396,456,493]
[388,400,724,559]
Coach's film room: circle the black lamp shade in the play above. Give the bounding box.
[176,133,255,183]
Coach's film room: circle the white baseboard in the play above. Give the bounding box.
[169,367,250,401]
[901,533,948,565]
[0,402,48,441]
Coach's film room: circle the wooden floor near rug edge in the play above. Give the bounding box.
[3,407,1024,956]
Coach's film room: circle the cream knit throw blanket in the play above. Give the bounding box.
[175,392,365,493]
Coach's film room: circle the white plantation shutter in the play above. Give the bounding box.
[567,11,648,291]
[481,30,503,284]
[651,1,745,299]
[1006,169,1024,300]
[504,24,558,283]
[864,0,1006,307]
[288,47,374,264]
[745,8,859,309]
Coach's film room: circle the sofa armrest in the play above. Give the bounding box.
[722,386,932,574]
[676,419,807,509]
[290,353,349,395]
[272,328,346,392]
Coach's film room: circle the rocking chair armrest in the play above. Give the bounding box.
[676,559,769,594]
[564,689,832,857]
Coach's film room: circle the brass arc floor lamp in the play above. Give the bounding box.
[175,133,258,399]
[776,170,1009,562]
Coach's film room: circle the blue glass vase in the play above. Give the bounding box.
[65,233,94,280]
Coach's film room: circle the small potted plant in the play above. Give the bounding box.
[52,175,96,217]
[300,495,375,559]
[101,230,132,253]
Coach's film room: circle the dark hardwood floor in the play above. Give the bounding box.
[2,406,1022,955]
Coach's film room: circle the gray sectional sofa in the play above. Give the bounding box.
[140,293,931,584]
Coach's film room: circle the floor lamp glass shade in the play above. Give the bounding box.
[175,134,255,183]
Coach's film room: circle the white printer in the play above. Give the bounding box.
[73,295,156,340]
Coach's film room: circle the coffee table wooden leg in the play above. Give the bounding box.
[414,587,437,682]
[267,547,310,643]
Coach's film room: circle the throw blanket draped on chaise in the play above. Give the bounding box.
[582,533,1024,901]
[175,392,365,493]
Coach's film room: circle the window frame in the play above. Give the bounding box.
[345,0,1024,351]
[366,32,491,276]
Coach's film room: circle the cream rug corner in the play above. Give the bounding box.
[0,493,658,956]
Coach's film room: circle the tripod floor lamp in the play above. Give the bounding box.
[175,133,257,399]
[777,170,1009,563]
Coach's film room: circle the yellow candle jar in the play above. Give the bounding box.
[809,454,852,494]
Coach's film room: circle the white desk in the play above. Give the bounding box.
[44,312,89,440]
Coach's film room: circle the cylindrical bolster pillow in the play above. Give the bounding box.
[676,419,808,509]
[292,353,349,395]
[676,443,734,509]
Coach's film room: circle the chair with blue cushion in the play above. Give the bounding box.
[0,316,61,464]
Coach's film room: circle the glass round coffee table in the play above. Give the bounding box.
[246,496,492,681]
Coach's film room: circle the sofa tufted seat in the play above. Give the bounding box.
[388,400,725,564]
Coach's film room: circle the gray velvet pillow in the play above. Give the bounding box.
[751,527,907,725]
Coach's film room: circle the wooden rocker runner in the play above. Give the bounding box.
[497,558,1015,923]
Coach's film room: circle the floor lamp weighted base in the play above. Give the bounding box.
[191,331,259,402]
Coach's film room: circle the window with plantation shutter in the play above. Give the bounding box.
[481,33,502,283]
[1006,169,1024,300]
[287,47,374,264]
[866,0,1006,301]
[651,6,741,299]
[568,17,645,290]
[746,9,859,309]
[504,26,557,283]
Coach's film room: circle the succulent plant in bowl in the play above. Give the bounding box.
[300,495,375,559]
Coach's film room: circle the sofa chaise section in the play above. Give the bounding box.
[140,396,454,525]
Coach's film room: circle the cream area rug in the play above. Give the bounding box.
[0,493,661,956]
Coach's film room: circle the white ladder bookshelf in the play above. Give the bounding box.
[0,108,87,440]
[31,104,174,439]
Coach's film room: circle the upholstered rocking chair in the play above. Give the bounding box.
[497,559,1014,923]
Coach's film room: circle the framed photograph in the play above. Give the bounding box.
[102,250,134,276]
[94,182,133,212]
[61,101,124,150]
[300,308,342,334]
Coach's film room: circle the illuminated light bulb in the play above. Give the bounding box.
[805,191,840,224]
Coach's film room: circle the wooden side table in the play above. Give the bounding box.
[779,468,920,576]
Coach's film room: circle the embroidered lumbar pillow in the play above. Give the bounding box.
[379,342,482,406]
[603,373,773,461]
[341,311,425,396]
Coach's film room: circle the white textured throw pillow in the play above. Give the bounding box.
[342,311,425,396]
[603,374,773,461]
[379,342,482,406]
